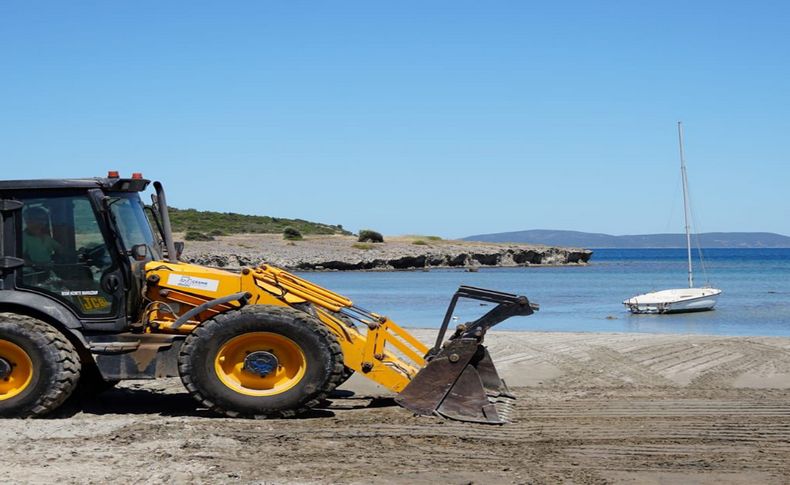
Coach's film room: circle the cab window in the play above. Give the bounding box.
[18,194,117,316]
[107,192,161,260]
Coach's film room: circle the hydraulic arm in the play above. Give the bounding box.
[144,262,538,423]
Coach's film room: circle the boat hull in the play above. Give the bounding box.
[623,288,722,315]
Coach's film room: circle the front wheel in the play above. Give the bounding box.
[178,305,344,418]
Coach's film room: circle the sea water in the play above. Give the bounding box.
[297,248,790,337]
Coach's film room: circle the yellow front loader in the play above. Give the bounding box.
[0,174,537,424]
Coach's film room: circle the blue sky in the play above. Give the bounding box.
[1,1,788,238]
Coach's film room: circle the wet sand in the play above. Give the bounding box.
[2,330,790,484]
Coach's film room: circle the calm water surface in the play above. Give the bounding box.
[298,249,790,337]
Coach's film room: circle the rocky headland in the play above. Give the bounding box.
[181,234,592,271]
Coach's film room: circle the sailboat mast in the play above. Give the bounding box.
[678,121,694,288]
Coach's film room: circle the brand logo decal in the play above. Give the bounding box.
[166,274,220,292]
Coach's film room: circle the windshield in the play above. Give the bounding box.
[108,192,162,260]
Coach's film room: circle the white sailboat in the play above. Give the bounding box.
[623,122,722,314]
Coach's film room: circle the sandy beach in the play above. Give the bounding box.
[2,330,789,484]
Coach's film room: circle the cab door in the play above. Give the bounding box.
[16,192,126,324]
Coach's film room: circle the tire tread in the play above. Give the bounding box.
[0,313,81,418]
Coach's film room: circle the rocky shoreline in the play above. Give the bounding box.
[181,234,592,271]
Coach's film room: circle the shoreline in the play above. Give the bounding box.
[409,326,790,339]
[291,261,591,272]
[182,233,593,271]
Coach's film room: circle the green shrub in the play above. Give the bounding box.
[425,235,442,241]
[283,226,303,241]
[157,206,351,236]
[358,229,384,243]
[209,229,227,237]
[185,231,214,241]
[352,242,374,250]
[412,239,428,245]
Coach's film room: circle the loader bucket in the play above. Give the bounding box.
[395,286,537,424]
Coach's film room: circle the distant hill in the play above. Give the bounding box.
[464,229,790,248]
[167,207,351,236]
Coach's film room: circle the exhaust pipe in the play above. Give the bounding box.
[153,181,178,264]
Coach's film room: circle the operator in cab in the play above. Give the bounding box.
[22,207,65,265]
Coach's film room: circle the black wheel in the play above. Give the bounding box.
[0,313,81,418]
[330,366,355,391]
[341,366,354,382]
[324,312,355,392]
[178,305,344,418]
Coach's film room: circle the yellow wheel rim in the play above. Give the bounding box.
[214,332,307,397]
[0,339,34,401]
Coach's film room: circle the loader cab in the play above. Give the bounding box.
[0,173,166,330]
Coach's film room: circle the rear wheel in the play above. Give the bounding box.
[0,313,81,417]
[179,305,344,418]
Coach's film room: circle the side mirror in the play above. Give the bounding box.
[130,244,149,262]
[174,241,185,260]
